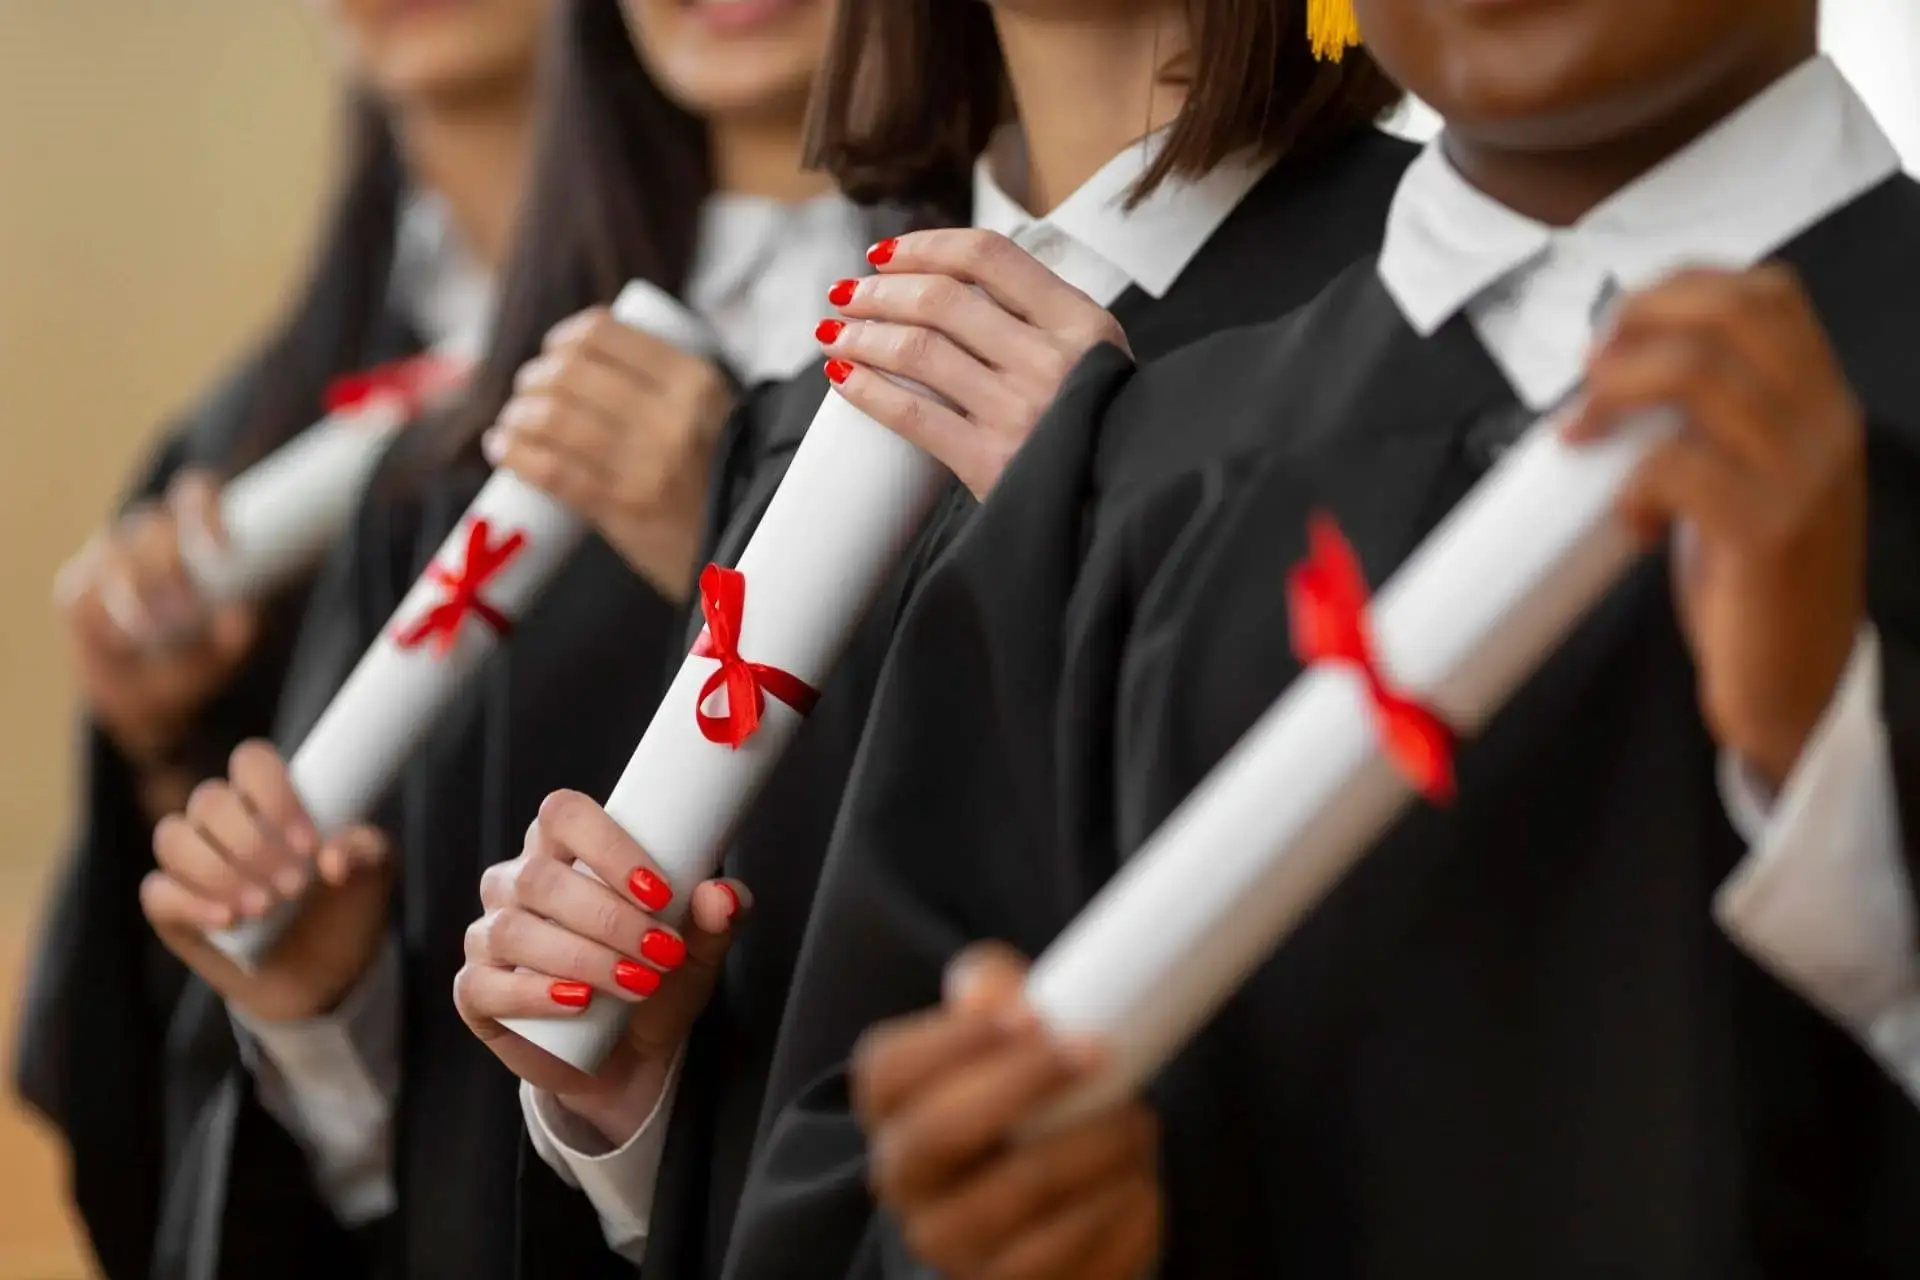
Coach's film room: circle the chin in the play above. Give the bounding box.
[668,66,816,121]
[369,27,543,107]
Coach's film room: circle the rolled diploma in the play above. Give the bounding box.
[207,281,721,966]
[181,399,415,603]
[1020,405,1679,1130]
[499,386,952,1070]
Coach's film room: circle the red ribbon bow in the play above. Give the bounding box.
[324,353,468,422]
[690,564,820,749]
[1288,513,1456,803]
[392,518,526,657]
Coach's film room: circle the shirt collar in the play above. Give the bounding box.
[1379,55,1902,336]
[389,192,497,361]
[685,191,875,384]
[972,126,1272,299]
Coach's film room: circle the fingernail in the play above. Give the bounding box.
[288,823,318,857]
[549,981,592,1009]
[614,959,662,996]
[482,428,506,464]
[240,886,271,916]
[827,278,858,308]
[715,882,740,920]
[814,319,845,345]
[824,359,854,386]
[867,238,898,267]
[640,929,686,969]
[274,867,307,898]
[628,867,672,912]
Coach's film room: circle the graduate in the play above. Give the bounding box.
[451,1,1409,1276]
[133,1,882,1277]
[15,2,542,1275]
[840,0,1920,1274]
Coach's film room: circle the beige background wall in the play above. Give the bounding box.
[0,5,334,1274]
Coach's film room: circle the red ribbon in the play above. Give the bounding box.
[1288,513,1456,803]
[690,564,820,749]
[392,518,526,657]
[324,353,468,422]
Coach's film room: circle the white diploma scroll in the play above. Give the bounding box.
[500,384,953,1071]
[1020,406,1678,1130]
[208,281,722,966]
[181,348,476,605]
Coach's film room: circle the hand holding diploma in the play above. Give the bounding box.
[453,792,745,1147]
[815,230,1131,500]
[483,304,736,600]
[201,280,722,967]
[848,943,1164,1280]
[57,469,260,769]
[1564,265,1867,787]
[141,742,394,1023]
[1019,264,1876,1129]
[497,237,1130,1071]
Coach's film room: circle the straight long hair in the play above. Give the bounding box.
[804,0,1403,211]
[227,98,406,470]
[403,0,712,475]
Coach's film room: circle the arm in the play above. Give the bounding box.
[228,939,401,1225]
[519,1054,684,1265]
[1714,628,1920,1104]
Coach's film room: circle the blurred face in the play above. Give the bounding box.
[621,0,834,122]
[308,0,555,109]
[1352,0,1814,152]
[621,0,835,122]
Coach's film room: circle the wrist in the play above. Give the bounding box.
[611,521,701,605]
[556,1052,674,1148]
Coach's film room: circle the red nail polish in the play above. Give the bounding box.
[628,867,672,912]
[815,319,845,344]
[824,359,854,385]
[549,981,592,1009]
[827,278,858,307]
[615,958,662,996]
[715,882,740,920]
[867,238,898,267]
[640,928,686,969]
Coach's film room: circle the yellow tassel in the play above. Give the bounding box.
[1307,0,1362,63]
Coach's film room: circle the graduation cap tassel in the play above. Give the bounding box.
[1307,0,1362,62]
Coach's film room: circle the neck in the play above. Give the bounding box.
[390,89,536,272]
[992,6,1189,214]
[1443,34,1818,227]
[709,108,836,202]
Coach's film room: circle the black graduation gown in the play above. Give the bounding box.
[711,127,1419,1280]
[247,428,684,1280]
[15,310,422,1280]
[150,453,431,1280]
[771,174,1920,1277]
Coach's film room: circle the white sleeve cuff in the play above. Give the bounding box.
[521,1050,685,1267]
[229,940,400,1225]
[1714,628,1920,1039]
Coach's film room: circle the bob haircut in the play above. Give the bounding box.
[803,0,1403,214]
[412,0,711,470]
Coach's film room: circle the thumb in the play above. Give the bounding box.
[944,941,1032,1018]
[168,470,228,551]
[682,878,750,968]
[317,824,393,887]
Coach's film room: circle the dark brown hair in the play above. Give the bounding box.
[804,0,1402,212]
[227,99,406,470]
[404,0,711,472]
